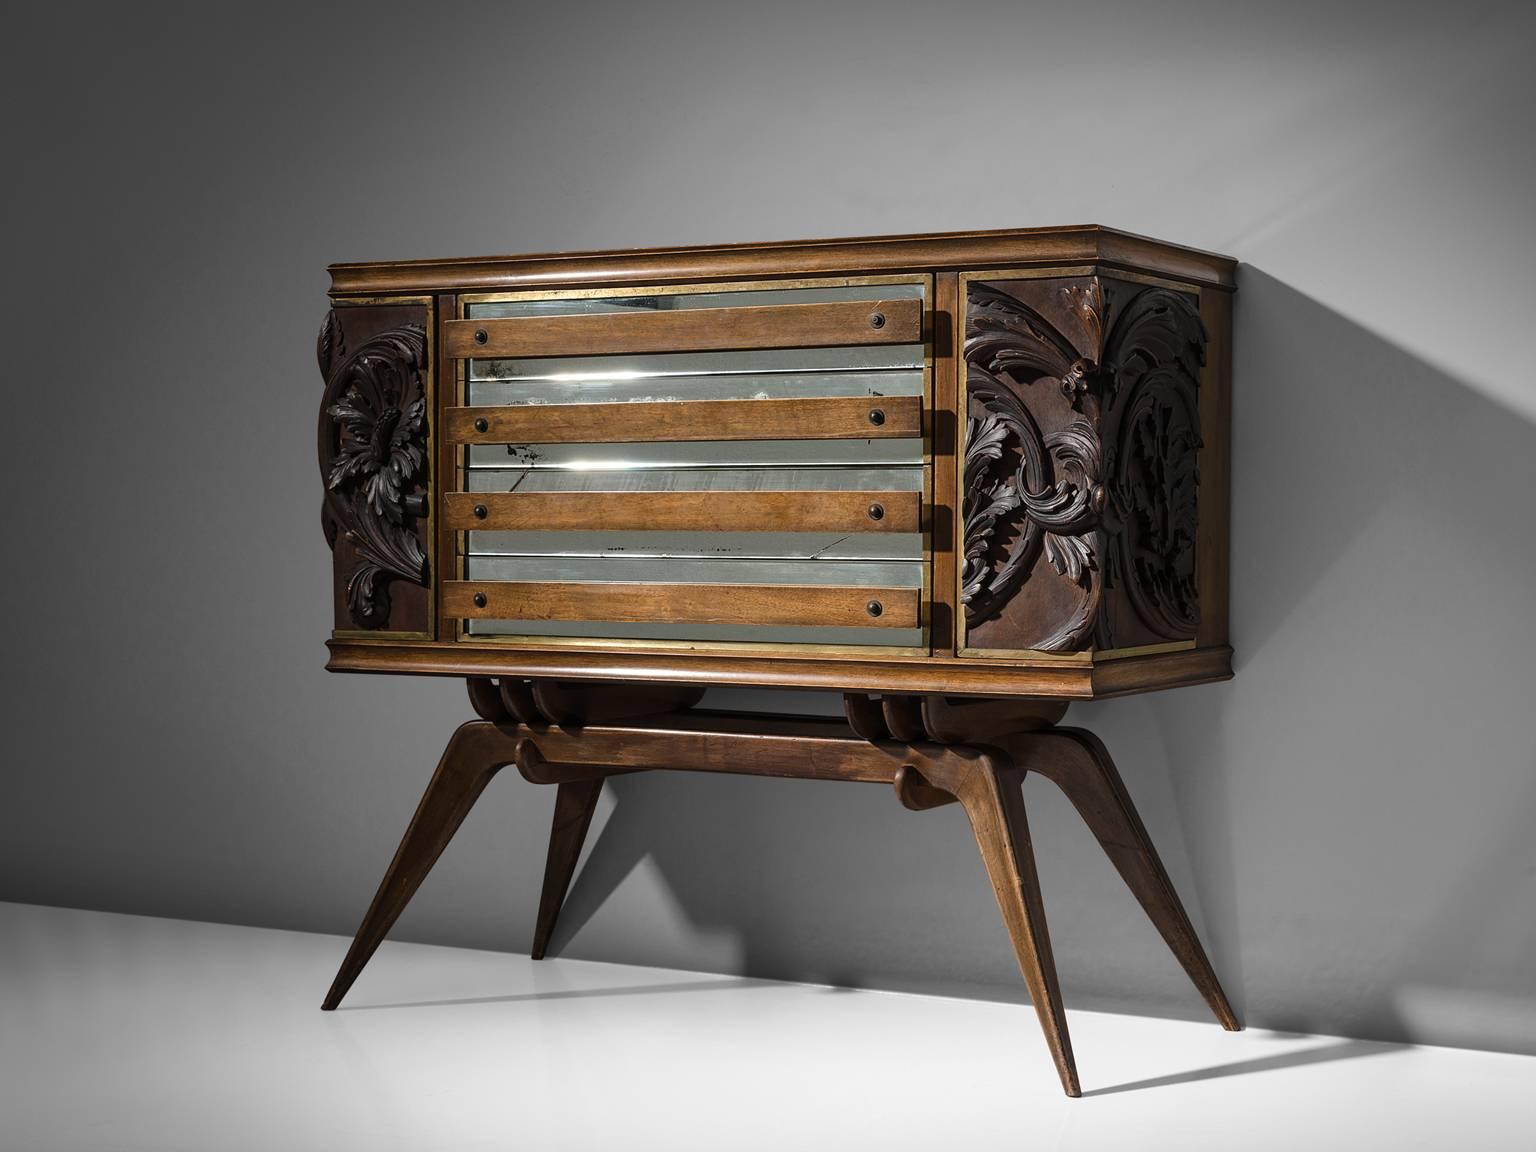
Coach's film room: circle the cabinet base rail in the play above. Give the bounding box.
[321,678,1239,1098]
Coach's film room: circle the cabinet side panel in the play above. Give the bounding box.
[960,274,1208,655]
[318,300,434,637]
[961,276,1107,652]
[1196,287,1231,648]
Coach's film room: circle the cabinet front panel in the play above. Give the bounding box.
[446,278,932,649]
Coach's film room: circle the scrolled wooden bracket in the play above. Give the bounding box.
[466,676,705,728]
[892,763,959,811]
[843,692,1069,746]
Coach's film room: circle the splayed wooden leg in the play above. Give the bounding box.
[322,720,517,1010]
[1002,727,1240,1032]
[918,752,1080,1097]
[530,777,605,960]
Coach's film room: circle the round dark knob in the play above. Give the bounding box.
[866,600,883,618]
[473,329,489,345]
[867,503,885,521]
[868,408,885,426]
[473,416,489,433]
[869,311,886,330]
[473,504,488,520]
[472,592,487,608]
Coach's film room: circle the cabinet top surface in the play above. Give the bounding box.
[329,224,1237,297]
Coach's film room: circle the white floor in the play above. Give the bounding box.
[1,902,1531,1151]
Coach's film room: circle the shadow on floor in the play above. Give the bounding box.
[539,268,1536,1058]
[338,976,779,1012]
[1085,1037,1402,1097]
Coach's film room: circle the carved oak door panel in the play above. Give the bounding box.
[961,276,1205,654]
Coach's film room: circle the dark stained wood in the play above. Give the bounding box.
[1088,645,1233,698]
[444,581,921,630]
[920,695,1069,743]
[318,228,1239,1099]
[499,678,543,724]
[329,225,1238,297]
[1000,727,1240,1032]
[514,740,636,786]
[443,489,921,533]
[881,695,927,742]
[962,276,1205,654]
[842,693,890,741]
[444,395,922,444]
[324,698,1236,1096]
[443,298,922,359]
[321,721,518,1010]
[528,680,705,725]
[514,714,907,784]
[1196,287,1232,649]
[318,302,433,635]
[465,676,507,721]
[909,750,1080,1096]
[323,229,1233,703]
[891,763,958,811]
[530,776,606,960]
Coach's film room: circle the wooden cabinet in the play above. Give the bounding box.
[318,227,1233,699]
[313,227,1240,1097]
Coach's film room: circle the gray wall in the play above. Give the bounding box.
[4,1,1533,1056]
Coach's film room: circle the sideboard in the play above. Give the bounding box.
[314,225,1238,1096]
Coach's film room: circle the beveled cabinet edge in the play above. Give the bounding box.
[329,226,1237,297]
[328,294,436,642]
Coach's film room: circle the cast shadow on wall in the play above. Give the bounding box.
[543,268,1536,1057]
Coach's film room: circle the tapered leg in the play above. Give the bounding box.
[322,720,518,1010]
[530,777,605,960]
[923,753,1079,1097]
[1002,727,1240,1032]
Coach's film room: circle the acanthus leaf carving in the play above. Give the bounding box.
[962,285,1106,649]
[317,314,430,629]
[1098,288,1205,646]
[962,280,1205,652]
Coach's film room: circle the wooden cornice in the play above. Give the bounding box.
[328,224,1237,297]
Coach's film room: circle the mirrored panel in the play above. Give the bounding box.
[465,618,924,646]
[467,439,925,470]
[468,369,923,408]
[465,466,923,493]
[466,530,924,561]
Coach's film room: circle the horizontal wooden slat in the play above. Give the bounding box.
[444,298,922,359]
[446,395,922,443]
[444,581,920,629]
[445,490,921,533]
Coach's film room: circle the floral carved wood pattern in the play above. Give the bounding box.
[317,312,430,629]
[962,280,1205,651]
